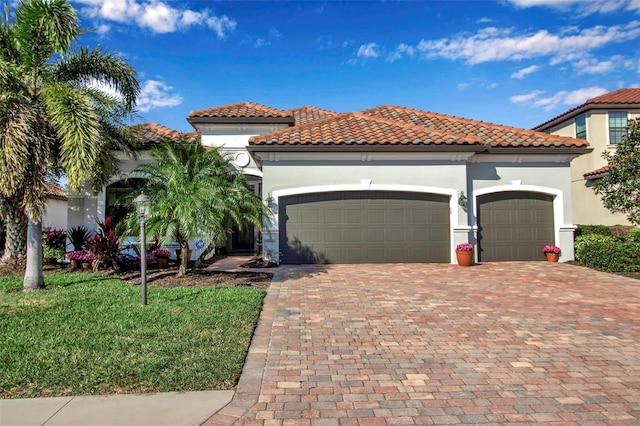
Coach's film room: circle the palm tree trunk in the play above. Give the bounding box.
[23,218,44,291]
[178,241,189,277]
[1,201,27,262]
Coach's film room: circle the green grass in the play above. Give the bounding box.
[0,273,266,398]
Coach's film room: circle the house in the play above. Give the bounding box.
[43,183,68,230]
[68,102,589,264]
[532,88,640,226]
[187,102,589,264]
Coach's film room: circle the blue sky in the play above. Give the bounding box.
[72,0,640,133]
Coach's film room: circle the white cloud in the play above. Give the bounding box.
[75,0,236,37]
[255,38,271,48]
[509,90,544,104]
[137,80,183,112]
[477,17,494,23]
[530,87,608,111]
[386,43,415,62]
[506,0,634,15]
[96,23,110,36]
[511,65,540,79]
[356,43,380,58]
[416,22,640,65]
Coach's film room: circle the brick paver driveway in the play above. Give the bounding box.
[206,263,640,425]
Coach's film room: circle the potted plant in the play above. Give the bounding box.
[66,251,91,270]
[152,248,171,268]
[455,243,474,267]
[542,245,561,262]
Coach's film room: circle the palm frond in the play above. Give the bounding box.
[42,82,100,189]
[52,47,139,111]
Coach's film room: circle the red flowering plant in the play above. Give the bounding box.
[87,217,120,270]
[455,243,474,252]
[542,245,561,254]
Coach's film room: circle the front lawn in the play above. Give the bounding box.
[0,272,267,398]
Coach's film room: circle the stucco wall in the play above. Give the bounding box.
[257,152,577,263]
[547,110,640,226]
[43,199,68,230]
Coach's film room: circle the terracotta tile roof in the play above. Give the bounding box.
[286,106,340,126]
[533,88,640,131]
[249,112,482,146]
[584,88,640,105]
[189,102,292,119]
[362,105,587,148]
[45,183,67,200]
[130,123,185,145]
[584,165,610,180]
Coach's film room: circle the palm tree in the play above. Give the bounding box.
[122,139,266,276]
[0,0,139,291]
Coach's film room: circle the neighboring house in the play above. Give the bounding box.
[532,88,640,226]
[43,183,67,230]
[68,102,589,264]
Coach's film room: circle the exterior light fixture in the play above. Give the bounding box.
[133,192,150,305]
[458,191,468,208]
[266,193,275,209]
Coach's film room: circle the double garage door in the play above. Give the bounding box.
[278,190,555,264]
[279,191,450,264]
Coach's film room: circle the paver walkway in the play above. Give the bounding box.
[205,262,640,425]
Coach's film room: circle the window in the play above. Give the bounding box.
[105,178,145,230]
[575,115,586,139]
[609,111,628,144]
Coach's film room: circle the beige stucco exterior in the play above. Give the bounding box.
[540,109,639,226]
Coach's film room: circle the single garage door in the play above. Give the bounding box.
[477,191,554,262]
[279,191,450,264]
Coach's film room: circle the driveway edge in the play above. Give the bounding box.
[201,269,283,426]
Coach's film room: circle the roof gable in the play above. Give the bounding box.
[363,105,587,148]
[249,112,482,146]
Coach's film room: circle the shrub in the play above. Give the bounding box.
[574,224,612,238]
[66,226,90,251]
[86,218,119,270]
[575,234,640,272]
[627,228,640,242]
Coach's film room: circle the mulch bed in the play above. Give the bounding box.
[0,258,273,289]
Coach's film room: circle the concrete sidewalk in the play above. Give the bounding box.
[1,255,269,426]
[0,391,234,426]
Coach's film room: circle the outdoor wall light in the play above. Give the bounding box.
[133,192,150,306]
[266,193,275,209]
[458,191,468,208]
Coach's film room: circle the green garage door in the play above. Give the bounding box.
[477,191,554,262]
[279,191,450,264]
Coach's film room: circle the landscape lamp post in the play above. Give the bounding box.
[133,192,150,305]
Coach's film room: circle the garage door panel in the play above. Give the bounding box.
[280,191,450,264]
[478,191,554,262]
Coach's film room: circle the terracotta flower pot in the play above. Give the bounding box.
[69,259,78,270]
[82,262,92,270]
[157,257,168,269]
[456,250,473,267]
[545,252,559,262]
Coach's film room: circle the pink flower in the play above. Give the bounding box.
[542,245,561,254]
[456,243,473,252]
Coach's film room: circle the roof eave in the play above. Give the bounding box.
[187,116,295,126]
[485,146,592,154]
[533,103,640,131]
[247,144,486,153]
